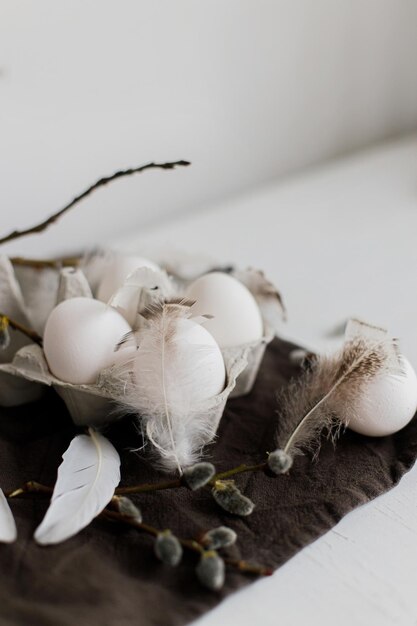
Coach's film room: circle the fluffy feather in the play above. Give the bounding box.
[109,267,175,327]
[116,301,225,473]
[0,489,17,543]
[34,429,120,545]
[275,319,403,461]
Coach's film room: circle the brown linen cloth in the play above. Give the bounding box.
[0,337,416,626]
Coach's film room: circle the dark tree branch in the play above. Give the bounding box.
[0,160,190,247]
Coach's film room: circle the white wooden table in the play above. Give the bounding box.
[116,135,417,626]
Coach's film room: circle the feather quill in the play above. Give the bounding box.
[274,319,404,467]
[34,429,120,545]
[116,301,225,474]
[0,489,17,543]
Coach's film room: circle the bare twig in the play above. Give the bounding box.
[212,462,267,481]
[103,507,272,578]
[0,160,190,247]
[10,256,82,270]
[0,313,43,346]
[114,462,268,495]
[116,477,182,495]
[7,481,52,498]
[223,558,272,576]
[7,484,272,578]
[7,460,270,502]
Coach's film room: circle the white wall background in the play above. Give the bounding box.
[1,0,417,257]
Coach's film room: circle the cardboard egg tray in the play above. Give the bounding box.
[0,254,284,430]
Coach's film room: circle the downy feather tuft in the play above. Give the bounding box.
[115,301,225,474]
[275,319,404,465]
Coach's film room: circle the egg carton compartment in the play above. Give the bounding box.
[226,267,284,396]
[1,255,92,340]
[0,256,35,363]
[0,259,94,408]
[0,342,116,425]
[224,335,270,399]
[0,255,48,404]
[159,261,284,397]
[83,251,285,397]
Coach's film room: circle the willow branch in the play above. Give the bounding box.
[8,459,270,502]
[223,558,272,576]
[7,485,272,577]
[0,314,43,346]
[7,481,52,498]
[0,160,190,247]
[116,477,182,495]
[212,462,267,481]
[115,462,268,495]
[103,508,272,577]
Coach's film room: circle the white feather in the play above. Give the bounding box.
[117,302,226,473]
[0,489,17,543]
[34,429,121,545]
[109,267,175,327]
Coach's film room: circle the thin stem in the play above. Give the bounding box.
[114,463,268,496]
[102,508,160,537]
[0,313,43,346]
[211,462,267,482]
[115,463,268,496]
[0,160,190,247]
[10,256,82,269]
[103,507,271,577]
[103,508,203,554]
[7,482,272,578]
[7,481,52,498]
[116,477,182,495]
[223,558,273,577]
[7,478,183,499]
[8,460,270,501]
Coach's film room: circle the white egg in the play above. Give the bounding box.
[97,255,160,302]
[174,318,226,398]
[185,272,263,348]
[135,318,225,400]
[43,297,132,384]
[348,356,417,436]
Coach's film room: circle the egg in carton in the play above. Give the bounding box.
[0,263,252,437]
[147,252,285,397]
[0,260,95,409]
[0,260,128,422]
[85,250,286,398]
[87,258,285,407]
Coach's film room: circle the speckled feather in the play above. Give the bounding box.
[275,319,404,459]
